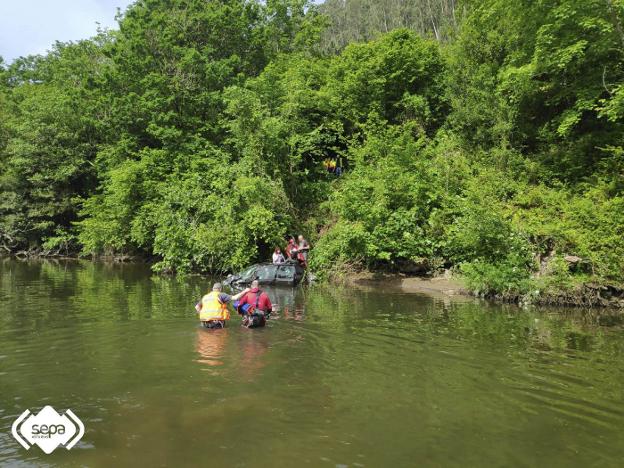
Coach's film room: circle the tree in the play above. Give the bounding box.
[318,0,460,53]
[0,38,111,253]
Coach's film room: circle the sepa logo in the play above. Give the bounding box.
[11,406,84,454]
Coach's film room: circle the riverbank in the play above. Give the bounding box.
[4,253,624,309]
[336,269,624,309]
[342,271,469,298]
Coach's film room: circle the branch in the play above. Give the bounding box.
[603,66,614,95]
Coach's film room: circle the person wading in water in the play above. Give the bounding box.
[236,280,273,328]
[196,283,249,329]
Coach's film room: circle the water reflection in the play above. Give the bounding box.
[237,330,270,380]
[195,328,228,367]
[279,302,306,321]
[2,258,624,468]
[194,323,271,380]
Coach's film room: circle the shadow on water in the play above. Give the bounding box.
[1,258,624,467]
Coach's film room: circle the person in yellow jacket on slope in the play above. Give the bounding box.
[196,282,249,329]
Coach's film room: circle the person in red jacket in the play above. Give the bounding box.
[285,237,298,260]
[237,280,273,328]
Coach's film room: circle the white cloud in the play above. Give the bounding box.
[0,0,134,62]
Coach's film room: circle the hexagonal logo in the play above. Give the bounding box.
[11,406,84,454]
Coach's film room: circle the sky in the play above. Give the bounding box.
[0,0,135,63]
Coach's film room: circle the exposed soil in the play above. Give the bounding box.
[343,271,470,299]
[342,271,624,309]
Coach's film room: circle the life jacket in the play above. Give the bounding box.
[245,290,267,328]
[237,290,266,315]
[286,242,296,258]
[200,291,230,321]
[251,289,266,313]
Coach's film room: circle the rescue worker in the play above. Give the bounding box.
[196,283,249,329]
[237,280,273,328]
[324,158,337,173]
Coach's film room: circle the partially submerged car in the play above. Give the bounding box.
[224,262,305,287]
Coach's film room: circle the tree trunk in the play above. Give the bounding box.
[606,0,624,53]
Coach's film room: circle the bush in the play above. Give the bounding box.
[309,220,370,279]
[461,253,535,298]
[310,122,444,272]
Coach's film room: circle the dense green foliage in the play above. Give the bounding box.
[1,0,623,303]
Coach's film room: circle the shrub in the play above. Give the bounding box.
[461,253,535,298]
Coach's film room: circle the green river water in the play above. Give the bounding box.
[1,258,624,467]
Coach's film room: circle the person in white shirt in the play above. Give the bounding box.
[272,247,286,264]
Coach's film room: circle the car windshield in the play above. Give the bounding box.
[255,265,277,281]
[239,266,257,281]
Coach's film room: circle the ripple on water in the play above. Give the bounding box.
[2,259,624,467]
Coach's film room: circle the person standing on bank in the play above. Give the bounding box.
[285,237,298,260]
[196,283,249,329]
[297,234,310,267]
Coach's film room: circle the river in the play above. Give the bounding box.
[1,258,623,467]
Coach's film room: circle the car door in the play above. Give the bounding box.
[293,264,304,285]
[276,264,296,285]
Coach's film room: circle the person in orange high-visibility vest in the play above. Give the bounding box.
[196,283,249,329]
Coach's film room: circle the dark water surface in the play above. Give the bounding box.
[1,259,624,467]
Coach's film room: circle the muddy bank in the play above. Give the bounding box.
[343,271,470,299]
[340,271,624,309]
